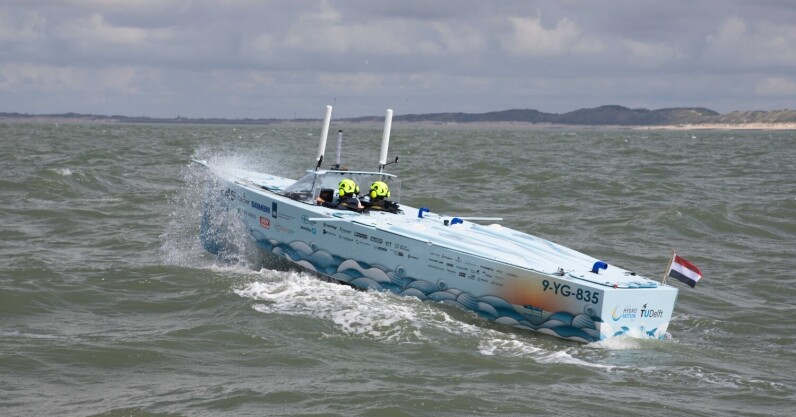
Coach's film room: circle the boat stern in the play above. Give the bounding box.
[597,284,679,340]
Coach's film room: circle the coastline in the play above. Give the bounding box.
[2,116,795,130]
[637,123,796,131]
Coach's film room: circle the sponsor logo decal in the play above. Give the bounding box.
[271,202,278,218]
[251,201,271,214]
[370,236,383,244]
[259,216,270,229]
[640,304,665,318]
[274,224,294,234]
[612,306,638,321]
[223,188,237,200]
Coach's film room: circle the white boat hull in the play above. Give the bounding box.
[199,165,678,343]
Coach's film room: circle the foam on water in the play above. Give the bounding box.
[54,168,73,176]
[236,272,450,344]
[587,336,645,350]
[234,271,618,368]
[160,147,284,270]
[0,330,62,340]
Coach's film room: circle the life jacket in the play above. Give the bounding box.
[337,196,362,212]
[365,198,399,213]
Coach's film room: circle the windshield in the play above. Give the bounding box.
[281,170,401,205]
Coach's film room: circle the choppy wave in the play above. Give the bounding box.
[2,123,795,416]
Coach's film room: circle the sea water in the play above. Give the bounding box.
[1,122,794,416]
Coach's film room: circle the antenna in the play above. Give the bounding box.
[315,105,332,170]
[334,129,343,170]
[379,109,393,172]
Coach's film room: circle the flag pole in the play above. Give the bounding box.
[662,249,676,285]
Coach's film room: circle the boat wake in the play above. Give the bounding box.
[234,272,615,368]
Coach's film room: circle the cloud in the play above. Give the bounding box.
[53,13,176,48]
[0,63,155,95]
[0,8,46,43]
[315,72,387,93]
[0,63,86,93]
[278,5,484,57]
[621,39,685,68]
[1,1,795,117]
[431,22,487,54]
[283,19,421,55]
[755,77,796,96]
[502,16,584,56]
[704,17,796,67]
[64,0,192,16]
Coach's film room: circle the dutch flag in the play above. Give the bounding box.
[668,255,703,288]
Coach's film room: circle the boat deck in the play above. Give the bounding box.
[227,167,661,290]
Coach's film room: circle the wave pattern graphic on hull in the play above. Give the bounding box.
[255,237,602,342]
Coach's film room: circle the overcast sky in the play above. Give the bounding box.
[1,0,795,118]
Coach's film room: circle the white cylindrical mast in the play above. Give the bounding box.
[316,105,333,169]
[379,109,393,172]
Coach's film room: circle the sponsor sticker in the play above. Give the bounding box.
[251,201,271,214]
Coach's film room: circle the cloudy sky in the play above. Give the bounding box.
[1,0,795,118]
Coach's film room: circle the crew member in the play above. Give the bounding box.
[316,178,364,212]
[363,180,398,213]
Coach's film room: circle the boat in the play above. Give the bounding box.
[193,105,679,343]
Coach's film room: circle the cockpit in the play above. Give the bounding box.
[281,170,401,211]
